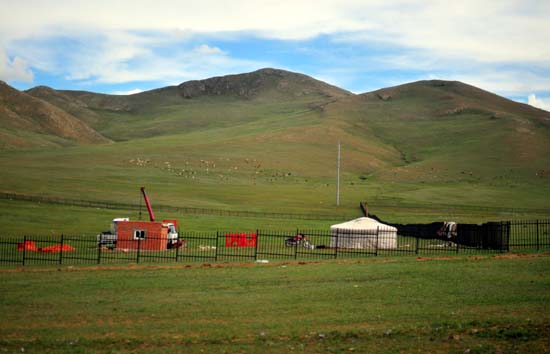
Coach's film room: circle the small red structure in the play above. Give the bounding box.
[116,221,169,251]
[225,233,257,247]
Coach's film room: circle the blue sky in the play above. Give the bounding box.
[1,0,549,111]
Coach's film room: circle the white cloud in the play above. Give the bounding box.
[111,88,144,95]
[0,0,549,96]
[435,70,550,97]
[59,37,270,86]
[0,49,33,82]
[331,1,550,64]
[0,1,373,41]
[1,1,548,63]
[3,27,270,88]
[528,94,550,112]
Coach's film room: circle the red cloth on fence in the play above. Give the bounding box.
[225,233,257,247]
[38,244,75,253]
[17,240,37,251]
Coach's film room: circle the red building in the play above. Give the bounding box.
[116,221,169,251]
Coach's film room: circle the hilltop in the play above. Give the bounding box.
[175,68,351,99]
[30,68,351,115]
[361,80,550,125]
[20,68,352,142]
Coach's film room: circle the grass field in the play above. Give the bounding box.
[2,76,550,228]
[0,199,342,236]
[1,255,549,353]
[1,198,549,239]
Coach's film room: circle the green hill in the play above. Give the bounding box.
[1,69,549,225]
[27,68,351,141]
[0,81,110,149]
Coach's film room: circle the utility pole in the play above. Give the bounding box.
[336,141,341,206]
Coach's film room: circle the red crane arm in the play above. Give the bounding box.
[140,187,155,222]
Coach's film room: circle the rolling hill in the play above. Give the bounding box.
[0,68,549,221]
[0,81,110,148]
[26,68,352,141]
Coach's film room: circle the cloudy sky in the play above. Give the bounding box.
[1,0,549,110]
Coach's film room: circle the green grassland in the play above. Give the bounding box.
[1,256,549,353]
[0,200,341,236]
[1,197,548,238]
[1,71,550,236]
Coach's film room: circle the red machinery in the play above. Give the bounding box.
[141,186,156,221]
[97,187,181,250]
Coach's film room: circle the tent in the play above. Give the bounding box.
[330,217,398,249]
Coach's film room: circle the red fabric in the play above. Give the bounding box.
[17,241,37,251]
[225,233,257,247]
[38,244,75,253]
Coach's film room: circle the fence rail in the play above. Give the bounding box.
[4,192,550,223]
[0,192,352,221]
[1,220,549,267]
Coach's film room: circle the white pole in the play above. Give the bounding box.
[336,141,341,206]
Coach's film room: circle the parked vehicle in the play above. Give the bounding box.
[285,234,315,249]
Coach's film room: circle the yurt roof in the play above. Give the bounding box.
[330,217,397,231]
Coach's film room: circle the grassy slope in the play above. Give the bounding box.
[0,82,109,149]
[0,87,398,215]
[0,256,548,353]
[1,73,549,235]
[324,81,550,211]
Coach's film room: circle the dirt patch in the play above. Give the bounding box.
[414,253,550,263]
[415,256,461,262]
[494,252,550,259]
[1,253,547,273]
[467,255,486,261]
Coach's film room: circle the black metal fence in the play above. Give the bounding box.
[1,220,548,267]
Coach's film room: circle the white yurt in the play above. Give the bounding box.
[330,217,398,249]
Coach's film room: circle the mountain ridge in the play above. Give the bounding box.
[361,79,550,123]
[28,68,351,114]
[0,68,548,151]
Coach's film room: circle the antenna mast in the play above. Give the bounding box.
[336,141,341,206]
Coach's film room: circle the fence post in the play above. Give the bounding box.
[294,233,298,260]
[375,227,379,256]
[59,234,64,265]
[175,236,180,262]
[97,235,102,265]
[537,219,540,251]
[415,236,419,255]
[137,238,141,264]
[334,229,339,259]
[497,222,504,253]
[508,221,512,252]
[215,231,219,262]
[254,229,259,261]
[22,235,27,266]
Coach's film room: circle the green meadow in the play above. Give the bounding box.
[1,256,549,353]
